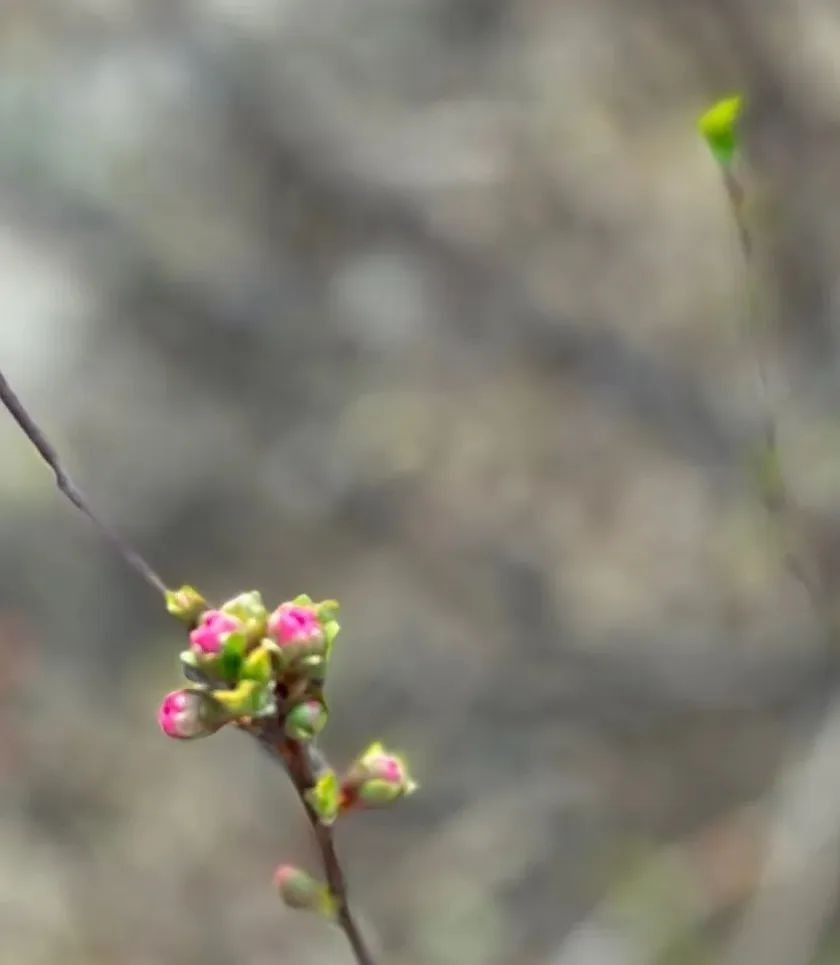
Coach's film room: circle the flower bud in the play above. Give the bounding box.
[342,741,417,809]
[165,585,207,624]
[274,865,335,916]
[189,610,241,655]
[284,700,328,741]
[157,688,225,740]
[268,602,324,647]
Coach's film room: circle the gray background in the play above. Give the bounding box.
[3,1,840,963]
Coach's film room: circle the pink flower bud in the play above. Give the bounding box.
[341,741,417,810]
[189,610,240,655]
[268,603,323,646]
[274,865,334,916]
[157,688,224,740]
[364,751,405,784]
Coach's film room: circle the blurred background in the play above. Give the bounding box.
[3,1,840,963]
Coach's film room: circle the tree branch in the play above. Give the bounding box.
[286,739,376,965]
[0,366,168,597]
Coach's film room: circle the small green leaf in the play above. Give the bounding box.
[698,94,743,166]
[219,630,248,680]
[305,771,340,825]
[292,593,313,606]
[240,643,273,683]
[212,679,275,717]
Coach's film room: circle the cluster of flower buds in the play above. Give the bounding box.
[158,586,339,741]
[157,584,418,916]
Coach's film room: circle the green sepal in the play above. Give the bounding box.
[221,591,268,643]
[165,585,206,623]
[212,679,275,718]
[240,643,274,683]
[180,649,200,670]
[323,620,340,661]
[179,649,209,684]
[316,599,340,623]
[304,770,340,825]
[266,637,327,677]
[697,94,743,166]
[218,630,249,681]
[357,778,403,807]
[291,593,313,606]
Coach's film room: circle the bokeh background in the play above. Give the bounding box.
[3,1,840,963]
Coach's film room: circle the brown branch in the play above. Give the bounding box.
[0,366,168,596]
[286,739,376,965]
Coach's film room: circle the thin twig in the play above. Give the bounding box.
[251,729,375,964]
[0,366,168,596]
[717,125,840,965]
[720,167,826,610]
[287,739,376,965]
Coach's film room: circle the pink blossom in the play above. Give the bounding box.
[366,753,404,784]
[189,610,240,654]
[273,865,298,890]
[268,603,323,646]
[157,689,220,740]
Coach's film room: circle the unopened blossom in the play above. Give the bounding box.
[157,688,225,740]
[189,610,240,654]
[268,602,323,646]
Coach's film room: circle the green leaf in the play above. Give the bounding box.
[305,771,340,825]
[291,593,313,606]
[697,94,743,166]
[240,643,274,683]
[212,679,275,717]
[219,630,248,681]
